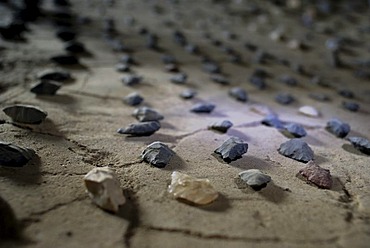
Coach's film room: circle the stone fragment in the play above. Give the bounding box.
[56,29,76,41]
[161,54,177,64]
[3,104,47,124]
[342,101,359,112]
[117,121,160,136]
[229,87,248,102]
[132,107,164,122]
[141,142,174,168]
[298,161,333,189]
[278,139,314,163]
[326,118,351,138]
[338,89,354,99]
[84,167,126,213]
[165,63,179,72]
[116,63,130,72]
[287,39,304,50]
[210,74,229,85]
[168,171,218,205]
[283,123,307,138]
[347,137,370,155]
[239,169,271,190]
[30,80,62,95]
[275,92,295,105]
[249,75,266,89]
[0,141,35,167]
[64,41,86,53]
[173,30,187,46]
[208,120,233,133]
[299,106,320,117]
[203,62,221,74]
[146,33,158,49]
[214,136,248,162]
[308,93,330,102]
[261,114,284,129]
[279,75,298,86]
[120,54,136,65]
[121,75,142,86]
[244,42,258,52]
[269,28,285,41]
[37,69,71,82]
[190,103,215,113]
[50,54,79,65]
[185,44,199,54]
[170,73,187,84]
[180,89,196,99]
[250,104,276,116]
[123,92,143,106]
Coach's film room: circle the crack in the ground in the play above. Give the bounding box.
[142,225,339,244]
[64,89,123,101]
[7,122,65,138]
[25,196,87,219]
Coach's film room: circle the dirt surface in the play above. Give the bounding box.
[1,0,370,247]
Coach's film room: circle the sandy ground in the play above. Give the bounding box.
[1,0,370,247]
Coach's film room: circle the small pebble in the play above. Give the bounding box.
[342,101,359,112]
[185,44,199,54]
[298,106,320,117]
[239,169,271,191]
[326,118,351,138]
[56,29,76,41]
[338,89,354,99]
[244,42,258,52]
[120,54,136,65]
[132,107,164,122]
[146,33,158,49]
[64,41,85,53]
[0,141,35,167]
[168,171,218,205]
[261,114,284,129]
[173,30,187,46]
[347,137,370,155]
[229,87,248,102]
[115,63,130,72]
[279,75,298,86]
[30,80,62,95]
[84,167,126,213]
[208,120,233,133]
[252,68,268,78]
[180,89,196,99]
[123,92,143,106]
[190,103,215,113]
[203,62,221,74]
[275,92,295,105]
[37,69,71,82]
[283,123,307,138]
[308,93,330,102]
[278,138,314,163]
[214,136,248,162]
[50,54,79,65]
[249,75,266,89]
[141,141,174,168]
[298,161,333,189]
[117,121,160,136]
[3,104,47,124]
[161,54,177,64]
[210,74,229,85]
[170,73,187,84]
[121,75,142,86]
[165,63,179,72]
